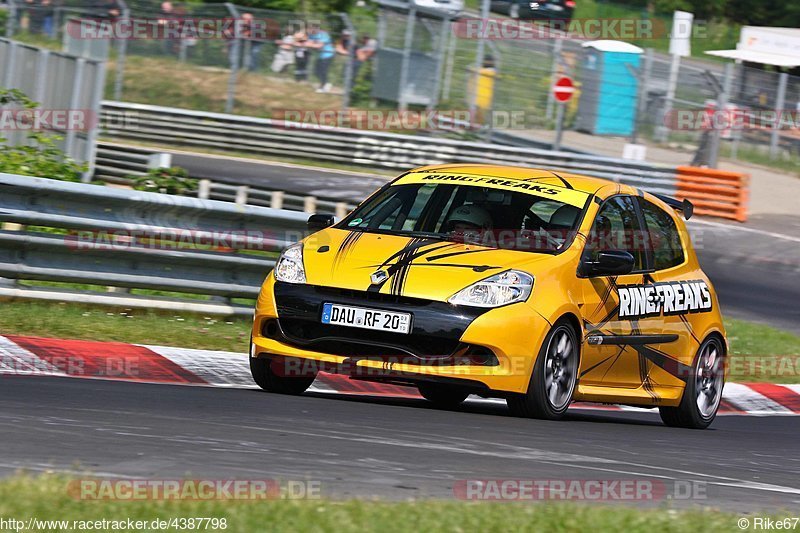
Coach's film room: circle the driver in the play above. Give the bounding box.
[444,205,493,235]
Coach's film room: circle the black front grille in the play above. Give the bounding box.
[272,282,494,362]
[276,318,461,359]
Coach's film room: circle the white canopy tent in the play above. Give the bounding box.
[706,26,800,68]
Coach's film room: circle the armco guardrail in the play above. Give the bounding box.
[100,101,679,195]
[0,173,309,315]
[94,142,172,183]
[675,166,750,222]
[198,180,354,219]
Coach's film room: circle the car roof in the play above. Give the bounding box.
[407,164,622,196]
[404,164,687,224]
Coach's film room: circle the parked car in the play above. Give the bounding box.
[490,0,575,21]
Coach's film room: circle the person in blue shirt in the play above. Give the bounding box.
[306,23,335,93]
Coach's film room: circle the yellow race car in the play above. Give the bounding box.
[251,164,727,429]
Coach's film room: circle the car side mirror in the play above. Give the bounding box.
[580,250,635,277]
[307,214,336,233]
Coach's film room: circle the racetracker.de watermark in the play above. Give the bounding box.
[664,109,800,131]
[67,17,318,40]
[453,479,707,501]
[67,479,321,500]
[0,109,97,132]
[275,109,475,131]
[65,229,307,252]
[453,18,706,40]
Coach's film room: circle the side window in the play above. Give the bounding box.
[642,200,685,270]
[585,196,645,272]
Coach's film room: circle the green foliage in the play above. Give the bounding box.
[131,166,198,195]
[0,88,87,181]
[349,60,373,105]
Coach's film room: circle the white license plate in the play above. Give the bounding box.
[321,303,412,334]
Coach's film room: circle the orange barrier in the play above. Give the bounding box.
[675,166,750,222]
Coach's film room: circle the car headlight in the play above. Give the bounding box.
[448,270,533,308]
[274,243,306,284]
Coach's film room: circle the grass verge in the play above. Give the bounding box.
[0,301,798,382]
[0,474,752,533]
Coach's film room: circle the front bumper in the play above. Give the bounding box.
[252,277,551,394]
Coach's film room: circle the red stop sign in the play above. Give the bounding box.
[553,76,575,103]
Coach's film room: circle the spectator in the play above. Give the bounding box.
[335,29,355,83]
[292,32,310,82]
[241,13,265,72]
[353,34,377,81]
[306,23,335,93]
[158,1,179,55]
[271,27,296,74]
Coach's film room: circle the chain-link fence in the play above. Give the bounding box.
[4,0,798,165]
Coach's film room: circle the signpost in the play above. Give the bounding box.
[552,76,574,151]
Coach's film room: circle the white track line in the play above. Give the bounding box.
[690,218,800,244]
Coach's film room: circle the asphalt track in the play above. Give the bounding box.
[1,376,799,511]
[3,150,797,513]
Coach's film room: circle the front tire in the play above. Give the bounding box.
[659,336,725,429]
[418,384,470,408]
[250,355,316,395]
[508,320,579,420]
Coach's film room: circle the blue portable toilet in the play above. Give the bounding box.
[575,40,643,136]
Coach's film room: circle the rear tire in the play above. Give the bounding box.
[507,320,579,420]
[418,384,470,408]
[250,355,316,395]
[659,336,725,429]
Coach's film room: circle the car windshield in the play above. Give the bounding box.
[339,173,590,253]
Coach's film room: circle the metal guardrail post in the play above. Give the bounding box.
[656,52,680,143]
[469,0,490,119]
[235,186,249,205]
[545,39,562,121]
[707,62,733,169]
[270,191,284,210]
[113,5,130,101]
[631,47,653,145]
[224,3,241,114]
[441,27,456,101]
[3,40,17,88]
[66,57,85,178]
[198,179,211,199]
[303,196,317,213]
[427,17,449,113]
[83,56,106,182]
[5,2,16,37]
[33,48,50,103]
[397,7,416,112]
[339,13,355,112]
[769,72,788,160]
